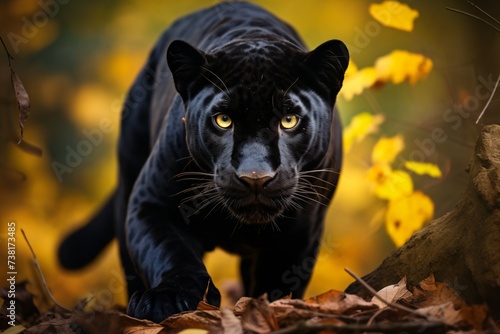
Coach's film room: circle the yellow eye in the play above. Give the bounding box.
[215,114,232,129]
[280,114,299,129]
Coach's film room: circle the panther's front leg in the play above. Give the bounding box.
[125,202,221,322]
[123,138,221,322]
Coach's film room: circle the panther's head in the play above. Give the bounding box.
[167,38,348,224]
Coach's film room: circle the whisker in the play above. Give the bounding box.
[201,66,231,99]
[175,178,215,184]
[282,77,300,101]
[203,196,227,219]
[180,184,217,200]
[299,168,340,176]
[298,177,331,192]
[174,171,215,178]
[176,155,194,163]
[292,192,329,207]
[176,183,216,197]
[296,182,332,201]
[196,193,223,212]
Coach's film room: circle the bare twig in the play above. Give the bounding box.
[476,73,500,124]
[344,268,424,317]
[467,1,500,26]
[0,36,14,66]
[21,229,71,312]
[446,7,500,32]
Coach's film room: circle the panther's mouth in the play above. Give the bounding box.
[225,197,288,224]
[219,179,296,224]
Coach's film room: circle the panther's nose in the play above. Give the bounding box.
[237,171,275,192]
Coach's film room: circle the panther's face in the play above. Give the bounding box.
[168,39,348,224]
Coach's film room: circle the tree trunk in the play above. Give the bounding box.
[345,124,500,318]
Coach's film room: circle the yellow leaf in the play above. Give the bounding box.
[404,161,442,178]
[371,135,404,164]
[340,67,377,100]
[385,191,434,246]
[177,329,209,334]
[366,163,413,200]
[344,59,358,78]
[374,50,433,85]
[343,112,385,152]
[340,50,432,99]
[369,1,419,32]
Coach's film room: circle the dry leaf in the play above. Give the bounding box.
[416,302,462,325]
[305,289,347,305]
[0,281,39,326]
[270,304,329,328]
[371,276,412,308]
[1,37,30,143]
[385,191,434,246]
[11,68,31,143]
[197,301,220,311]
[369,1,419,32]
[404,161,442,178]
[240,295,279,333]
[161,310,222,332]
[24,309,166,334]
[371,135,405,164]
[233,297,253,316]
[411,274,489,329]
[221,308,243,334]
[412,274,465,308]
[457,304,488,330]
[343,112,385,152]
[285,289,378,315]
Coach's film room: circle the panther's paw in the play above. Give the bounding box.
[127,279,220,322]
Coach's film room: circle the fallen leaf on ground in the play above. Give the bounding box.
[412,274,466,308]
[161,310,222,332]
[289,289,378,315]
[371,276,412,308]
[241,295,279,333]
[221,308,243,334]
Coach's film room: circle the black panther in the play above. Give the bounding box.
[59,1,348,322]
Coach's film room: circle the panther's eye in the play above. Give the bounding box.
[214,114,232,129]
[280,114,299,129]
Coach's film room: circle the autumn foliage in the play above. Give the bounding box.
[1,0,499,333]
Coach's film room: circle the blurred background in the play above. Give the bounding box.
[0,0,498,311]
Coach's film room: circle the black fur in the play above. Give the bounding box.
[59,2,348,322]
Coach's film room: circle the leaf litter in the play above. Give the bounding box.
[1,271,497,334]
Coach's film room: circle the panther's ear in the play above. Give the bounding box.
[305,40,349,92]
[167,40,207,99]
